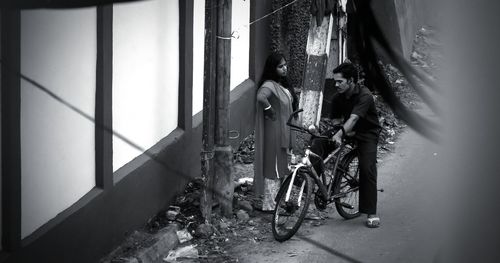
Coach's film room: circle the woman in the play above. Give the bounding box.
[254,52,298,211]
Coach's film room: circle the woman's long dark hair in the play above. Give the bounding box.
[258,52,289,88]
[258,52,298,111]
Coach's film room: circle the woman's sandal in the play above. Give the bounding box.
[366,216,380,228]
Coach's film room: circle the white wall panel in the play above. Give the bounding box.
[20,8,97,238]
[231,0,250,90]
[192,0,205,116]
[113,0,179,171]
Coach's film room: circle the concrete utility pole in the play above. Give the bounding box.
[299,14,334,128]
[213,0,234,218]
[201,0,217,223]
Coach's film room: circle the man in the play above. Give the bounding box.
[313,62,382,228]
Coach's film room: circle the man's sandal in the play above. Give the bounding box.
[366,216,380,228]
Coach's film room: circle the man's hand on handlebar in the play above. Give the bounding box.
[331,132,343,147]
[331,125,348,147]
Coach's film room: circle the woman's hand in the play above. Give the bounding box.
[264,107,277,121]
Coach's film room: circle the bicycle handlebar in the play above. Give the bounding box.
[286,109,346,141]
[286,109,327,139]
[286,109,303,127]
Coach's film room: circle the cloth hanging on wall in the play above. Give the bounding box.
[310,0,337,26]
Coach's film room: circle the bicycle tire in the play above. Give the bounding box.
[334,150,361,219]
[272,170,312,242]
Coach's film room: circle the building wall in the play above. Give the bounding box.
[371,0,436,60]
[370,0,404,60]
[228,79,256,149]
[419,0,440,28]
[393,0,425,59]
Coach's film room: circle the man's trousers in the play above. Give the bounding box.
[310,137,378,214]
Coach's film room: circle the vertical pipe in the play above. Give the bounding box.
[201,0,217,222]
[178,0,194,131]
[214,0,233,218]
[95,5,113,190]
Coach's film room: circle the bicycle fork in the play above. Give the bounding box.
[285,164,306,206]
[284,162,335,206]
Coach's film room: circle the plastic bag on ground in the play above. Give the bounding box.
[176,229,193,244]
[163,244,199,262]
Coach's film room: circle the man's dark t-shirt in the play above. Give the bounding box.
[330,84,381,142]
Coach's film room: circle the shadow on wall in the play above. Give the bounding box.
[228,79,257,150]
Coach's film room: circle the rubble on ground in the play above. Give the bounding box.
[233,133,255,164]
[163,244,199,262]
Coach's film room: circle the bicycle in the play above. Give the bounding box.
[271,109,361,242]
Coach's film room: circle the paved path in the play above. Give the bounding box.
[230,107,447,263]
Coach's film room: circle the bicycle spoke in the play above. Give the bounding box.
[335,150,361,219]
[272,172,312,241]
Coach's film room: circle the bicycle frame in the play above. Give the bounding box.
[272,109,361,242]
[283,108,353,205]
[285,142,349,204]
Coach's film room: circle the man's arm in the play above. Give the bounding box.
[331,92,373,143]
[332,118,343,125]
[332,114,359,144]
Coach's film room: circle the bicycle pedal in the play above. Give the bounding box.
[339,202,354,209]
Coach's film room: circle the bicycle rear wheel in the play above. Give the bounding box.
[272,170,312,242]
[334,150,361,219]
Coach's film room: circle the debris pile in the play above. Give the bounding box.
[165,176,274,262]
[145,178,205,235]
[113,167,274,262]
[164,244,199,262]
[233,133,255,164]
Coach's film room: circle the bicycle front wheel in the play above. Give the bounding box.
[272,170,312,242]
[334,150,361,219]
